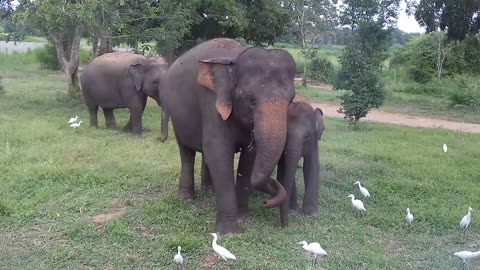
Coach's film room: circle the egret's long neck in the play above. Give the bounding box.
[468,211,472,217]
[358,183,362,188]
[350,197,355,203]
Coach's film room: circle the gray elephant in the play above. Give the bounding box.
[199,99,325,227]
[164,38,295,234]
[277,101,325,227]
[81,52,169,138]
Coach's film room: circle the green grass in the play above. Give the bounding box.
[2,59,480,270]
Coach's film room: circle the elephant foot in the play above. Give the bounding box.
[301,205,319,216]
[177,187,194,201]
[201,184,215,197]
[106,124,116,130]
[237,210,249,224]
[159,133,168,143]
[215,220,242,235]
[90,123,99,129]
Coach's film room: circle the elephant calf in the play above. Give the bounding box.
[199,99,325,227]
[81,52,169,138]
[277,101,325,227]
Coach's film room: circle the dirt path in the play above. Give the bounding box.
[311,103,480,134]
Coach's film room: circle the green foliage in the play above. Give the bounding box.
[414,0,480,40]
[0,75,4,95]
[390,34,480,83]
[336,21,391,126]
[307,55,336,84]
[35,44,89,70]
[449,76,480,108]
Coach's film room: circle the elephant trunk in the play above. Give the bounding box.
[250,98,289,208]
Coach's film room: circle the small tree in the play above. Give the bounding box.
[286,0,337,87]
[16,0,98,99]
[335,0,398,127]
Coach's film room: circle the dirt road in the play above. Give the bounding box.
[311,103,480,134]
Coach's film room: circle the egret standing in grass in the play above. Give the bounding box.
[354,181,370,198]
[460,207,473,236]
[297,241,327,266]
[210,233,236,263]
[173,246,184,269]
[443,143,448,153]
[69,121,83,130]
[347,194,366,217]
[454,250,480,269]
[68,115,79,124]
[405,208,413,225]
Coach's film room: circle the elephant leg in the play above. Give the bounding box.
[201,155,214,196]
[88,104,98,128]
[235,147,255,222]
[124,96,146,134]
[177,143,196,201]
[302,146,320,215]
[103,108,116,129]
[290,182,299,210]
[278,149,302,227]
[203,140,240,234]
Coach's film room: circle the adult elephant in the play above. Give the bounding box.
[81,52,169,138]
[277,101,325,227]
[164,38,296,234]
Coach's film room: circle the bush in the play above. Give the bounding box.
[35,44,91,70]
[0,76,5,95]
[308,56,336,84]
[449,76,480,108]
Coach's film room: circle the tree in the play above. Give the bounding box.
[335,0,399,126]
[242,0,290,46]
[286,0,337,87]
[16,0,99,99]
[413,0,480,41]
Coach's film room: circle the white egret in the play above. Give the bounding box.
[297,241,327,265]
[460,207,473,235]
[173,246,184,268]
[443,143,448,153]
[68,115,79,124]
[69,121,83,130]
[406,208,413,225]
[210,233,236,262]
[347,194,366,217]
[454,250,480,268]
[354,181,370,198]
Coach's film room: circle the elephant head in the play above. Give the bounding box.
[197,47,296,207]
[127,57,168,105]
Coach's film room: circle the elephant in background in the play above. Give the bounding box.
[81,52,169,138]
[164,38,296,234]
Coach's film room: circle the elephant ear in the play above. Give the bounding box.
[128,63,145,91]
[314,108,325,140]
[197,57,236,121]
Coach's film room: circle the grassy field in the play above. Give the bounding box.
[2,55,480,269]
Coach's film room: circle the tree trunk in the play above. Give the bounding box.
[302,58,308,87]
[98,29,113,56]
[49,23,83,99]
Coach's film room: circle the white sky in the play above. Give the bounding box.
[397,0,424,33]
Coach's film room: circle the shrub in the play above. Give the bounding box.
[0,76,4,95]
[449,76,480,108]
[35,44,91,70]
[308,56,336,84]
